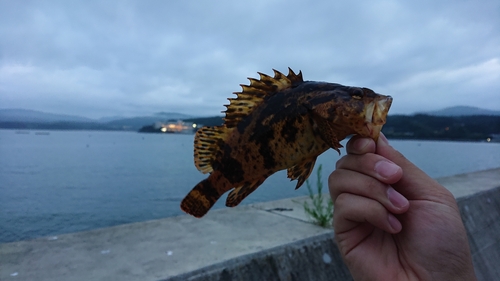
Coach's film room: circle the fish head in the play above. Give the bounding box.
[306,84,392,141]
[349,87,392,140]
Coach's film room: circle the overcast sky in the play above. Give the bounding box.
[1,0,499,119]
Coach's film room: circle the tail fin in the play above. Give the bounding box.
[181,175,227,218]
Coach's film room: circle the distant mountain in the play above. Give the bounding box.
[97,116,126,123]
[154,112,193,120]
[418,106,500,116]
[0,109,95,123]
[96,112,191,124]
[383,114,500,141]
[0,108,195,131]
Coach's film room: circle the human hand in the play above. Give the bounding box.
[329,134,476,281]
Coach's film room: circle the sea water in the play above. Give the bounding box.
[1,129,499,243]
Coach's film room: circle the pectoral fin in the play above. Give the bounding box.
[287,157,317,189]
[312,115,344,154]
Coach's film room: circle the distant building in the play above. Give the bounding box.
[154,120,198,134]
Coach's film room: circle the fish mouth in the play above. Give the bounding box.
[364,96,392,141]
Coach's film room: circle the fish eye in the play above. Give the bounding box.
[350,88,363,99]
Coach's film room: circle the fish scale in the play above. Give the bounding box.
[181,68,392,218]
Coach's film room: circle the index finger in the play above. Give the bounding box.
[375,133,457,205]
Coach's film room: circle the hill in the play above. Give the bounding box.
[0,109,193,131]
[383,114,500,141]
[418,106,500,117]
[0,109,94,123]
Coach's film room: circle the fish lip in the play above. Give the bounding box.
[365,96,392,140]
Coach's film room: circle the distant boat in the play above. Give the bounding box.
[139,120,200,134]
[157,120,198,134]
[15,131,30,134]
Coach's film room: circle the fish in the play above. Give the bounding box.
[181,68,392,218]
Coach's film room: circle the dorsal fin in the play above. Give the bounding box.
[194,126,228,174]
[222,68,304,128]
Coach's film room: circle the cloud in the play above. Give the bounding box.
[384,58,500,113]
[1,0,499,118]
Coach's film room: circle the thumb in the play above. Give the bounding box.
[375,133,453,201]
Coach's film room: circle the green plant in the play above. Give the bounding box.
[302,164,334,227]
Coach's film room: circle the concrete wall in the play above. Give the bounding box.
[169,186,500,281]
[167,233,351,281]
[458,186,500,281]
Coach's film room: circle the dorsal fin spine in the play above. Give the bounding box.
[222,68,304,128]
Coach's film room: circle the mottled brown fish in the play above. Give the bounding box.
[181,68,392,218]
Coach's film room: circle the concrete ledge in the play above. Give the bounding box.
[0,204,333,281]
[437,168,500,198]
[1,168,499,281]
[167,232,351,281]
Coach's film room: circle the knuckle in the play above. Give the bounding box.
[366,177,381,191]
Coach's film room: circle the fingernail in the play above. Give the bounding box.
[388,213,402,232]
[375,161,401,178]
[387,187,408,209]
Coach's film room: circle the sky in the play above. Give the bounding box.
[1,0,499,119]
